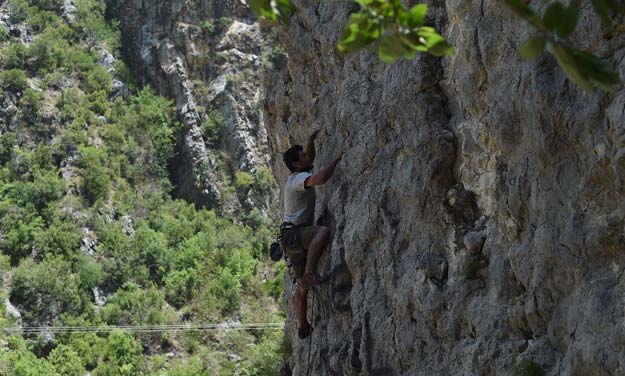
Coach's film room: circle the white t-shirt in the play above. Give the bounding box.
[283,172,315,226]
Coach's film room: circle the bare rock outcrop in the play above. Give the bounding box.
[262,1,625,375]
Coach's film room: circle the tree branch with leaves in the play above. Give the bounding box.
[250,0,623,91]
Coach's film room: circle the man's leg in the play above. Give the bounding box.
[294,282,310,333]
[304,226,330,275]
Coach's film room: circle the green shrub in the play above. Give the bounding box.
[77,147,111,205]
[26,37,60,73]
[10,257,86,325]
[44,70,65,88]
[0,132,17,165]
[201,20,215,33]
[217,17,232,32]
[27,8,60,31]
[27,0,64,11]
[224,248,257,290]
[255,167,275,192]
[11,168,66,212]
[201,110,226,143]
[210,267,241,316]
[113,60,137,90]
[58,88,84,122]
[48,345,85,376]
[100,282,166,325]
[65,47,97,73]
[74,0,121,51]
[0,347,58,376]
[65,332,103,370]
[243,332,282,376]
[0,202,44,262]
[33,219,82,257]
[87,89,110,114]
[93,330,142,376]
[128,223,173,284]
[1,43,27,69]
[0,68,28,92]
[20,88,43,123]
[245,207,268,228]
[8,0,29,23]
[84,65,112,93]
[0,25,8,42]
[264,260,285,300]
[164,268,199,308]
[235,171,254,191]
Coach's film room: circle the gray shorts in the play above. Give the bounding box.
[280,225,320,279]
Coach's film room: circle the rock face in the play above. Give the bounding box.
[110,0,272,211]
[261,1,625,375]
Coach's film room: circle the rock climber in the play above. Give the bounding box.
[280,129,342,339]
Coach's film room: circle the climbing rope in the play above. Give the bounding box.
[307,287,315,376]
[3,322,284,335]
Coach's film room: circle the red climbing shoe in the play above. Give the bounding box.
[303,272,321,287]
[298,325,312,339]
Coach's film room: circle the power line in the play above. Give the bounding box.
[3,322,285,335]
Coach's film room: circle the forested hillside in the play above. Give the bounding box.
[0,0,285,374]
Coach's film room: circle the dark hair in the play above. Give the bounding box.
[283,145,303,172]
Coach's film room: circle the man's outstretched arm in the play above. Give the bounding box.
[305,129,321,163]
[305,153,342,188]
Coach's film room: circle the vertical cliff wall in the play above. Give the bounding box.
[263,1,625,375]
[110,0,274,214]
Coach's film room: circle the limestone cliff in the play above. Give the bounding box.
[110,0,274,214]
[262,1,625,375]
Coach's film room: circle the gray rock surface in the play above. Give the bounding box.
[4,298,21,320]
[259,1,625,375]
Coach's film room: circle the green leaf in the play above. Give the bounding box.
[519,36,545,60]
[400,4,427,28]
[337,12,383,54]
[275,0,296,22]
[403,27,454,56]
[250,0,276,21]
[250,0,294,22]
[571,49,621,90]
[543,2,566,31]
[429,40,455,56]
[356,0,396,18]
[546,42,593,90]
[377,34,415,63]
[544,2,578,38]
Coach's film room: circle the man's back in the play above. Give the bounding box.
[283,172,315,226]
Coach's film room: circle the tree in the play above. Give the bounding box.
[251,0,622,91]
[94,330,142,376]
[48,345,85,376]
[9,257,86,325]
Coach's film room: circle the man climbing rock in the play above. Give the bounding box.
[281,129,342,339]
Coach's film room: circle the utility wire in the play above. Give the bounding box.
[3,322,285,335]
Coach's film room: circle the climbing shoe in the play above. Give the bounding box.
[298,325,312,339]
[303,272,321,287]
